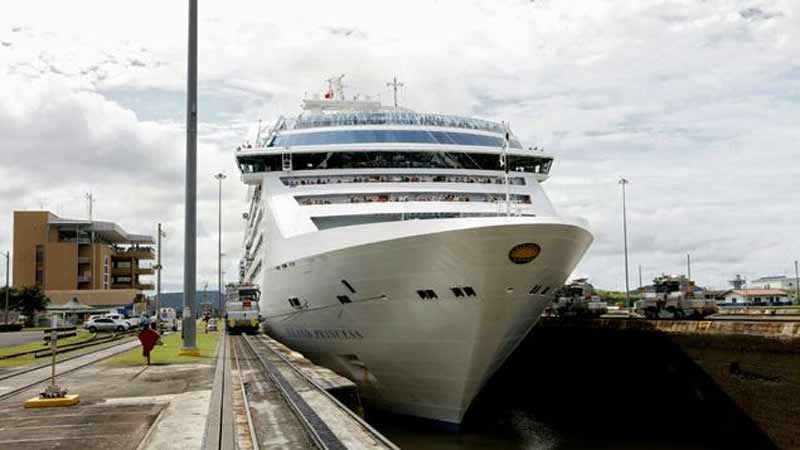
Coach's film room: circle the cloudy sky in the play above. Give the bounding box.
[1,0,798,292]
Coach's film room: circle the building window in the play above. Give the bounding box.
[425,290,438,299]
[463,287,477,297]
[417,290,428,299]
[35,245,45,287]
[529,285,542,295]
[341,279,357,293]
[450,287,464,297]
[337,295,352,304]
[540,286,551,295]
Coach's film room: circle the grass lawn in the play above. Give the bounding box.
[104,326,220,366]
[0,330,94,368]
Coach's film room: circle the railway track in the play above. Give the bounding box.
[0,337,142,402]
[228,334,398,450]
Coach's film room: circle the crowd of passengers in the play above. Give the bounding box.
[298,193,531,205]
[284,174,525,187]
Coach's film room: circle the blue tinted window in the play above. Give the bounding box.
[270,130,522,149]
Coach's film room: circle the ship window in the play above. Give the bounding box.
[463,286,477,297]
[416,290,428,299]
[341,279,357,293]
[337,295,352,304]
[270,130,524,149]
[529,285,541,295]
[451,287,464,297]
[540,286,551,295]
[312,212,538,230]
[425,290,438,299]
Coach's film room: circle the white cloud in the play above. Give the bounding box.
[1,0,799,291]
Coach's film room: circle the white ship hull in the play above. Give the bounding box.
[260,217,592,424]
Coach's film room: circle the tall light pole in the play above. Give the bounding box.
[155,224,166,330]
[795,260,799,305]
[619,178,630,306]
[181,0,198,353]
[214,173,226,319]
[3,251,9,325]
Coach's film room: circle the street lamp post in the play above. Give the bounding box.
[214,173,226,319]
[155,224,166,331]
[619,178,630,307]
[181,0,198,353]
[3,251,9,325]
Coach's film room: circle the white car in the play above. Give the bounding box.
[84,317,128,333]
[104,313,132,329]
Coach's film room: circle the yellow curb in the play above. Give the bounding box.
[177,349,201,357]
[24,394,80,408]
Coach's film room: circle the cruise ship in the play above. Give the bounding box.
[236,77,593,425]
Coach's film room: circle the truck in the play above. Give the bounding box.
[224,284,261,334]
[635,275,718,319]
[551,278,608,318]
[158,307,178,331]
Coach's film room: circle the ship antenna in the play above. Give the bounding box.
[325,74,346,99]
[387,77,404,110]
[255,118,263,145]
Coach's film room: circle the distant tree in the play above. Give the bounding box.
[0,286,49,326]
[595,289,628,306]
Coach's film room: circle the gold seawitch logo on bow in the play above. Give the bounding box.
[508,243,541,264]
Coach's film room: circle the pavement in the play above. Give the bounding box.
[0,331,45,347]
[0,350,216,450]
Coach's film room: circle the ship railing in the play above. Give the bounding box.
[254,116,287,148]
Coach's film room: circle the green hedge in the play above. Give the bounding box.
[0,324,23,332]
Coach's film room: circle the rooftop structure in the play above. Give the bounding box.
[749,275,797,291]
[12,211,155,302]
[720,289,791,306]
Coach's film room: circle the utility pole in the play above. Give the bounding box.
[181,0,198,353]
[619,178,630,306]
[795,260,799,304]
[214,173,226,319]
[386,77,404,110]
[3,251,9,325]
[638,264,643,289]
[155,223,166,331]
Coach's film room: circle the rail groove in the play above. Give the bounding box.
[237,334,347,450]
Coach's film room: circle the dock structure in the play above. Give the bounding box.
[1,317,797,449]
[202,333,398,450]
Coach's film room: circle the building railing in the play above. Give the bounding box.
[113,247,155,259]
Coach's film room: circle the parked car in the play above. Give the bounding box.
[125,316,141,328]
[84,317,128,333]
[103,313,132,329]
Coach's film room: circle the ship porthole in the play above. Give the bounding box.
[508,243,541,264]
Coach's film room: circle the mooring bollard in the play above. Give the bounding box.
[24,324,80,408]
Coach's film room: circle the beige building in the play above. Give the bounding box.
[13,211,155,309]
